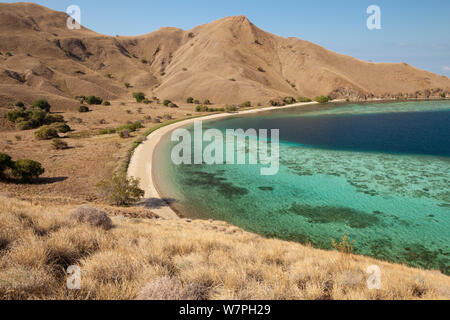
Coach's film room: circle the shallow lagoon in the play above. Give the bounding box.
[154,101,450,274]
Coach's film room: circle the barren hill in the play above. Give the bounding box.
[1,2,449,110]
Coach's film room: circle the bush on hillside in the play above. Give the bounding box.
[283,97,296,105]
[70,206,113,230]
[117,122,143,133]
[32,99,51,112]
[51,123,71,134]
[163,100,172,107]
[297,97,312,103]
[78,105,90,113]
[86,96,103,105]
[124,83,131,88]
[11,159,45,181]
[0,153,13,178]
[34,126,59,140]
[203,99,211,105]
[133,92,146,103]
[225,105,238,112]
[103,101,111,106]
[240,101,252,108]
[186,97,194,104]
[96,173,145,206]
[14,101,25,108]
[51,138,69,150]
[119,129,131,139]
[315,96,332,103]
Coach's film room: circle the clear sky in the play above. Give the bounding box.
[5,0,450,77]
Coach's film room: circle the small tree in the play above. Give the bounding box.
[133,92,146,103]
[96,173,145,206]
[12,159,45,181]
[186,97,194,104]
[32,99,51,112]
[163,100,172,107]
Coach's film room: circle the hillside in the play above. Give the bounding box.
[0,2,449,111]
[1,195,449,300]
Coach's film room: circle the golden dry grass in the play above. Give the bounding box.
[1,196,449,300]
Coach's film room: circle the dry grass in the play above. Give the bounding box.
[0,196,449,300]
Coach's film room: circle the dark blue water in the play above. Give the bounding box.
[210,110,450,157]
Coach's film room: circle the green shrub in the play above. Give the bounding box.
[117,122,143,133]
[86,96,103,105]
[78,106,90,113]
[168,102,179,108]
[51,138,69,150]
[441,93,446,98]
[98,128,116,135]
[203,99,211,105]
[103,101,111,106]
[133,92,146,103]
[0,153,13,178]
[315,96,332,103]
[225,105,238,112]
[141,58,148,64]
[297,97,312,103]
[51,123,71,133]
[7,109,30,123]
[240,101,252,108]
[12,159,45,181]
[124,83,131,88]
[43,113,64,124]
[32,99,51,112]
[96,173,144,206]
[163,100,172,107]
[15,120,34,130]
[283,97,296,105]
[14,101,25,108]
[186,97,194,104]
[34,126,59,140]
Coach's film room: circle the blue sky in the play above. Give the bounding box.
[5,0,450,76]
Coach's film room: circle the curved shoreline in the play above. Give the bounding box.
[127,101,322,219]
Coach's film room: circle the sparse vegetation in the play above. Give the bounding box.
[124,82,131,88]
[133,92,146,103]
[141,58,148,64]
[163,100,172,107]
[96,173,144,206]
[117,122,143,133]
[203,99,211,105]
[257,66,265,72]
[186,97,194,104]
[34,126,59,140]
[0,196,448,300]
[103,101,111,106]
[70,206,113,230]
[195,105,224,113]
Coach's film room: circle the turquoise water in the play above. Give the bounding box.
[154,101,450,274]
